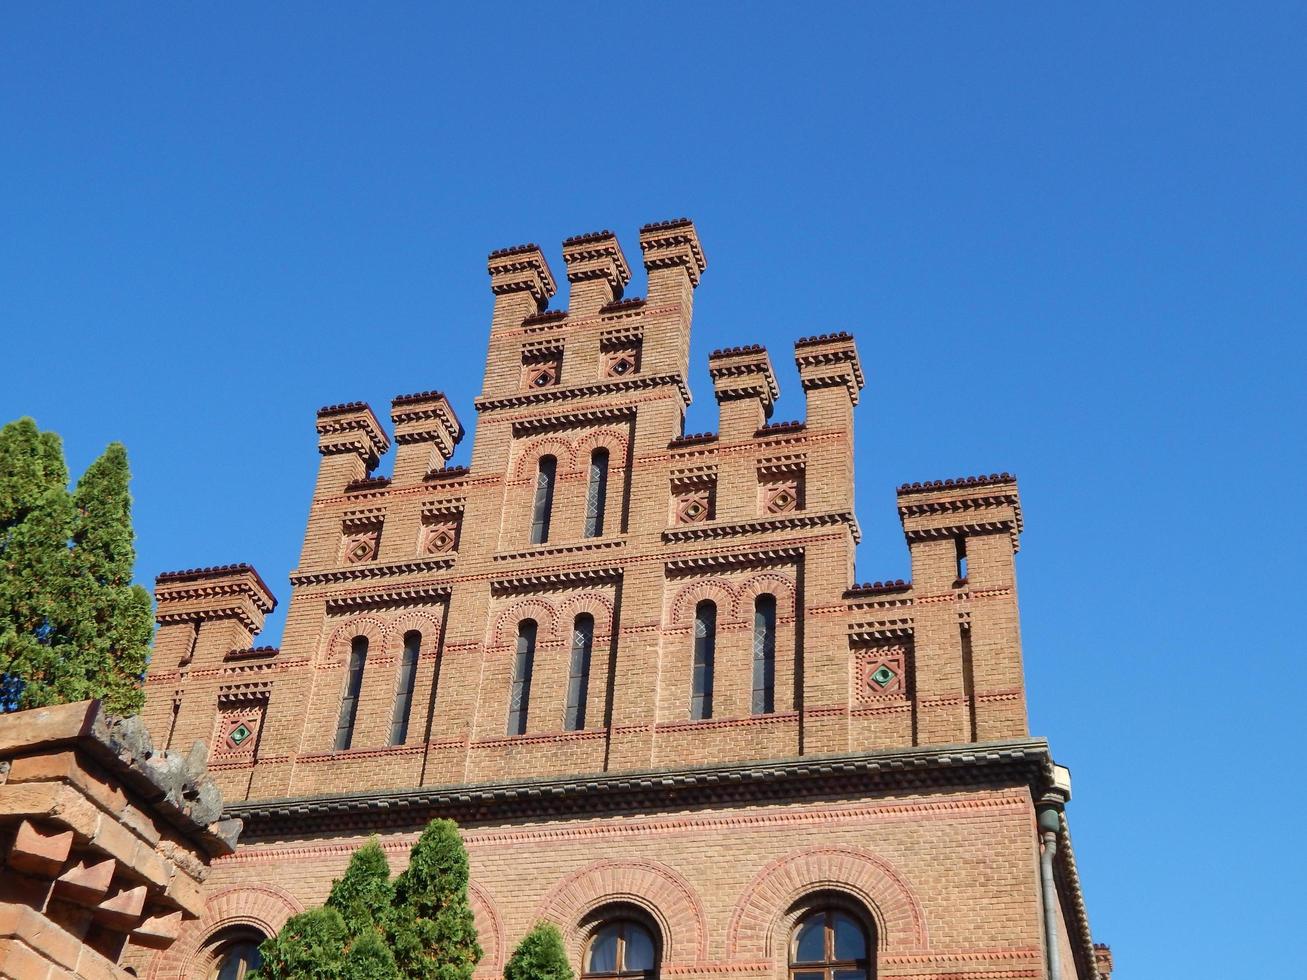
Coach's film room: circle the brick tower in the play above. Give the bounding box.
[128,221,1110,980]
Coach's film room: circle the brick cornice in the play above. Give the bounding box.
[224,737,1056,836]
[475,372,690,412]
[663,510,859,544]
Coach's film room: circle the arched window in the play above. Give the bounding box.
[565,614,594,731]
[789,909,871,980]
[690,600,716,720]
[585,448,610,537]
[334,636,367,750]
[507,619,537,736]
[208,930,266,980]
[390,630,420,745]
[584,920,658,980]
[531,455,557,544]
[752,594,776,714]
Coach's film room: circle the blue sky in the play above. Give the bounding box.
[3,5,1302,976]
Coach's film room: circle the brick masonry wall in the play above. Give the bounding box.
[131,220,1101,978]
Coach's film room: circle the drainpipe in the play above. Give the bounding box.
[1037,805,1064,980]
[1037,764,1073,980]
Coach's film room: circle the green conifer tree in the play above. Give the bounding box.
[0,418,152,712]
[70,442,152,713]
[504,923,574,980]
[389,819,483,980]
[328,839,396,938]
[255,906,350,979]
[0,418,78,709]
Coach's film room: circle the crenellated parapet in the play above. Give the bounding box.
[795,332,865,421]
[562,230,631,315]
[638,218,707,305]
[488,243,557,321]
[154,564,276,635]
[708,344,779,439]
[390,390,463,484]
[314,402,390,495]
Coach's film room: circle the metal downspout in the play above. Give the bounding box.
[1039,820,1063,980]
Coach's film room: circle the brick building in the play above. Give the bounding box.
[127,220,1110,979]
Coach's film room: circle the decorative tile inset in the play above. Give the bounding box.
[855,645,908,701]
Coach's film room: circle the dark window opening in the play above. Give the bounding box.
[566,614,595,731]
[507,619,537,735]
[585,448,610,538]
[531,455,557,545]
[955,537,968,582]
[752,594,777,714]
[334,636,367,750]
[390,630,420,745]
[691,600,716,720]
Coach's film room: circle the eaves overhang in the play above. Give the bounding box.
[225,737,1056,838]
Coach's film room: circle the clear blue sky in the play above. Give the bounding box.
[3,5,1302,976]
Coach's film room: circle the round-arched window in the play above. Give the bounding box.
[211,938,263,980]
[789,908,870,980]
[584,919,658,980]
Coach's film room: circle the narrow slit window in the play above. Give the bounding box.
[390,630,420,745]
[691,600,716,720]
[585,448,610,538]
[334,636,368,750]
[530,455,557,545]
[507,619,537,736]
[955,536,968,581]
[752,594,776,714]
[565,614,594,731]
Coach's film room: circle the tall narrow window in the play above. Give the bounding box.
[390,631,420,745]
[507,620,537,736]
[955,536,968,581]
[690,600,716,720]
[585,448,609,538]
[565,614,594,731]
[752,594,776,714]
[530,455,557,545]
[334,636,367,750]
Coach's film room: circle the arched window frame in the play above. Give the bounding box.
[690,600,716,720]
[565,614,594,731]
[334,636,368,750]
[531,455,558,545]
[582,916,660,980]
[752,593,777,715]
[507,619,537,736]
[788,904,874,980]
[390,630,420,745]
[585,448,610,538]
[206,927,268,980]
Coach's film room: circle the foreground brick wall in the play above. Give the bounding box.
[0,701,237,979]
[131,219,1107,978]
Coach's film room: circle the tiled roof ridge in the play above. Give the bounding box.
[562,229,617,247]
[897,472,1015,494]
[709,343,766,358]
[392,390,447,407]
[317,401,370,418]
[640,217,693,232]
[848,579,910,594]
[795,331,853,347]
[488,242,542,259]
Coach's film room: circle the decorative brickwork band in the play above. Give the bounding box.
[726,846,927,959]
[537,859,709,967]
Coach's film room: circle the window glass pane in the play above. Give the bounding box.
[585,449,608,537]
[531,456,556,544]
[588,926,620,973]
[623,924,655,971]
[792,972,825,980]
[832,971,865,980]
[833,914,865,961]
[793,915,825,963]
[752,594,776,714]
